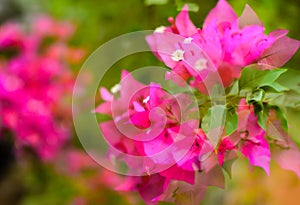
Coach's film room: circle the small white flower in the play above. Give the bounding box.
[142,96,150,104]
[110,83,121,94]
[154,26,166,33]
[183,37,193,44]
[171,49,185,62]
[195,58,207,71]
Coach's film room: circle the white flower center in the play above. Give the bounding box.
[142,96,150,104]
[110,83,121,94]
[183,37,193,44]
[154,26,166,33]
[195,59,207,71]
[171,49,185,62]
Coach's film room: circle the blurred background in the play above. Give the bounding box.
[0,0,299,204]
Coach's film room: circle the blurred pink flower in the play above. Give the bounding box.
[0,15,85,161]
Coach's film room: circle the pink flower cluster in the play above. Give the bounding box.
[146,0,299,93]
[96,1,300,204]
[97,72,300,204]
[0,16,85,160]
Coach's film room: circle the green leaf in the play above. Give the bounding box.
[144,0,169,5]
[265,90,300,109]
[201,105,226,147]
[263,82,289,92]
[246,89,265,104]
[275,108,288,131]
[222,158,237,178]
[246,89,265,114]
[239,67,287,90]
[228,80,239,95]
[258,111,267,130]
[239,88,252,97]
[277,69,300,94]
[211,83,226,103]
[285,108,300,146]
[225,111,238,136]
[201,105,226,134]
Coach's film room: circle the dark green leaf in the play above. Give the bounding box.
[272,107,289,131]
[225,111,238,136]
[258,111,267,130]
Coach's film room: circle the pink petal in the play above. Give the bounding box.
[100,121,123,146]
[165,62,190,87]
[100,87,113,101]
[142,130,173,156]
[146,32,185,69]
[160,164,196,184]
[238,4,263,28]
[145,33,163,60]
[133,101,145,112]
[272,140,300,178]
[199,22,222,68]
[241,131,270,175]
[116,177,138,191]
[94,102,112,115]
[152,179,207,204]
[130,111,151,129]
[259,36,300,67]
[203,0,237,29]
[137,175,167,204]
[175,5,198,37]
[217,137,236,166]
[269,29,288,40]
[119,70,145,102]
[217,63,241,87]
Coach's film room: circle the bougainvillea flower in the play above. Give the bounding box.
[96,1,300,204]
[96,70,240,203]
[32,15,75,40]
[146,0,299,93]
[97,70,199,167]
[234,99,271,175]
[0,16,84,161]
[0,23,24,50]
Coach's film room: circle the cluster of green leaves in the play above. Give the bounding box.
[200,66,300,148]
